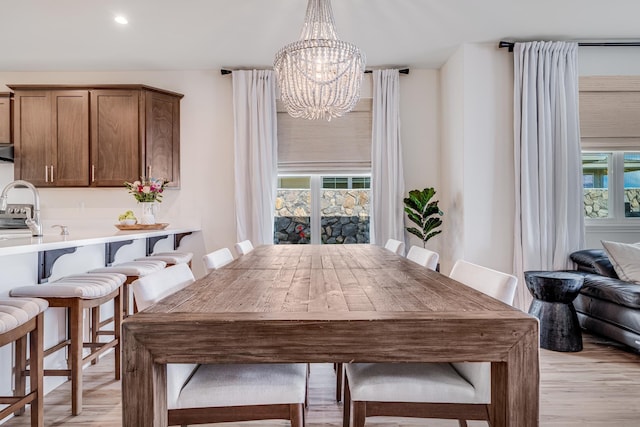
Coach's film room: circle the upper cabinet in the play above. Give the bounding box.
[12,90,89,187]
[0,92,12,144]
[90,90,140,186]
[8,84,183,188]
[143,90,181,187]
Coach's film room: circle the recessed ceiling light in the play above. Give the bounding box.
[114,16,128,25]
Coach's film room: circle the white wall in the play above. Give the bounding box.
[399,69,441,254]
[462,44,514,273]
[440,47,466,273]
[0,71,236,255]
[439,43,514,276]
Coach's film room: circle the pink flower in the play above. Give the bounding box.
[124,177,170,203]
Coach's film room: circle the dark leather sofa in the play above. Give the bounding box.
[569,249,640,352]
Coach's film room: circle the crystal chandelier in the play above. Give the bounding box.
[274,0,366,120]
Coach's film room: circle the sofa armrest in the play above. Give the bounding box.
[570,249,619,279]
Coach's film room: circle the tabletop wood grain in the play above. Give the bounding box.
[122,244,539,427]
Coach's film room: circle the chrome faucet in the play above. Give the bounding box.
[0,180,42,236]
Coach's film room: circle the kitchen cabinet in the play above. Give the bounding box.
[8,85,183,187]
[0,92,12,144]
[13,90,89,186]
[143,90,181,187]
[90,90,140,186]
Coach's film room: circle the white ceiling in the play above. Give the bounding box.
[1,0,639,72]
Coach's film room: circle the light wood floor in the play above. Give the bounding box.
[3,333,639,427]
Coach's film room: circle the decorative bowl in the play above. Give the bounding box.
[120,219,137,226]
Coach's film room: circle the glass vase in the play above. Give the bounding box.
[139,202,156,225]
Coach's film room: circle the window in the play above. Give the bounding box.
[579,77,640,223]
[322,176,370,189]
[274,174,370,244]
[582,151,640,220]
[275,98,372,244]
[624,153,640,217]
[582,153,610,218]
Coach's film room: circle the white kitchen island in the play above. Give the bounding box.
[0,225,204,405]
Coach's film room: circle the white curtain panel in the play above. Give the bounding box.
[513,41,585,310]
[371,69,406,251]
[232,70,278,245]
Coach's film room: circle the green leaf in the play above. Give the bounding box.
[406,227,425,240]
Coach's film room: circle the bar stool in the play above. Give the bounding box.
[0,297,48,427]
[10,274,125,415]
[89,260,166,316]
[135,251,193,267]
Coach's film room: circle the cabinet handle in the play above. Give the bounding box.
[91,164,95,183]
[51,165,54,182]
[45,166,49,183]
[147,165,151,178]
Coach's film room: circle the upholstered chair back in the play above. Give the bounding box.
[406,246,439,271]
[130,263,198,410]
[384,238,405,255]
[131,264,195,311]
[449,259,518,403]
[234,240,255,256]
[202,248,234,273]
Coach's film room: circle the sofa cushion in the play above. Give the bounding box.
[601,241,640,284]
[572,271,640,310]
[570,249,618,278]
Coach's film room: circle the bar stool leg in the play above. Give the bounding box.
[114,287,122,380]
[14,333,27,416]
[70,300,83,415]
[91,306,99,365]
[123,276,136,317]
[31,313,44,427]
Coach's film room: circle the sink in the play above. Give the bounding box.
[0,233,33,241]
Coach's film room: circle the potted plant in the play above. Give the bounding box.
[403,187,444,248]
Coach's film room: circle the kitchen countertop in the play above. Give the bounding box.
[0,225,200,256]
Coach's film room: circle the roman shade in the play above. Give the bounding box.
[580,76,640,150]
[277,98,372,172]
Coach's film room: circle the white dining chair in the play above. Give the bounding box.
[234,239,254,256]
[202,248,234,273]
[384,238,405,255]
[335,242,434,403]
[406,246,439,270]
[343,259,517,427]
[131,264,307,427]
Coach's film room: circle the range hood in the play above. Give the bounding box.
[0,144,13,162]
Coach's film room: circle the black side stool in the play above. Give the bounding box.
[525,271,584,352]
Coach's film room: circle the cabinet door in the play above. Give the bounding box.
[51,91,89,186]
[143,90,180,187]
[14,91,51,186]
[0,93,11,144]
[90,90,140,187]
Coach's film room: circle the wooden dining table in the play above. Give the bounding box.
[122,244,539,426]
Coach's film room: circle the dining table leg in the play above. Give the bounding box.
[122,324,168,427]
[490,328,539,426]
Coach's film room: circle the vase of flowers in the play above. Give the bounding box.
[124,177,169,225]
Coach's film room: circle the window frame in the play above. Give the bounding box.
[583,150,640,227]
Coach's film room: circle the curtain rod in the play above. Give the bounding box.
[220,68,409,75]
[499,40,640,52]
